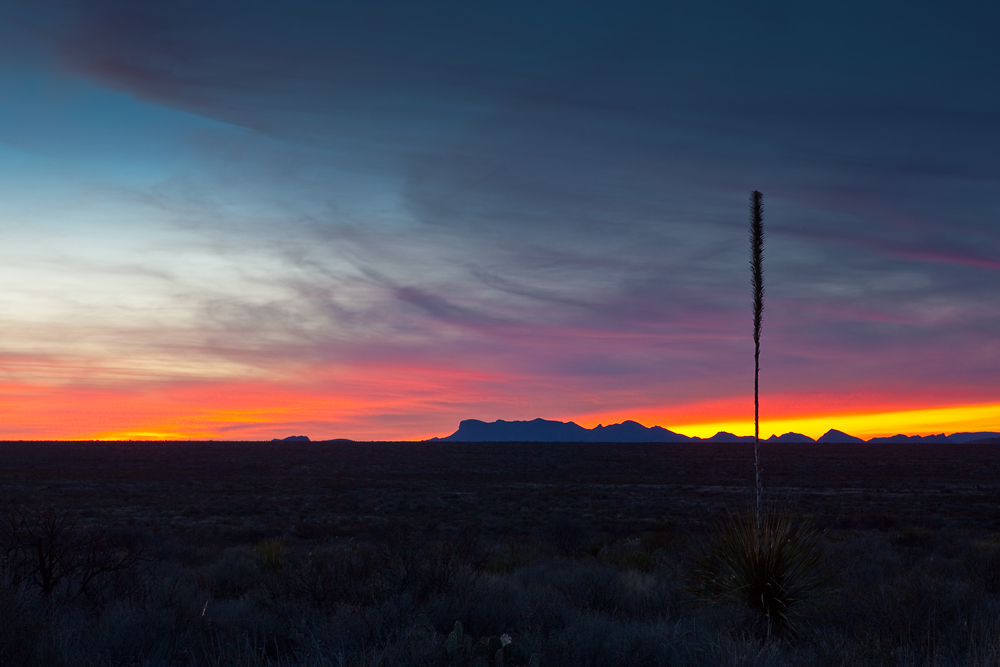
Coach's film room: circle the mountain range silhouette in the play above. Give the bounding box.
[429,419,1000,444]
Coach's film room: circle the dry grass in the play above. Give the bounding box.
[3,441,1000,665]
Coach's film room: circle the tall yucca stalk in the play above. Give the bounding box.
[749,190,765,531]
[690,214,832,639]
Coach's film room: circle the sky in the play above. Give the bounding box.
[0,0,998,441]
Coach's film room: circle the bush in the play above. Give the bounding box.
[253,539,288,571]
[689,508,832,639]
[1,502,144,601]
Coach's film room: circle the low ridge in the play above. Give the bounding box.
[430,420,1000,444]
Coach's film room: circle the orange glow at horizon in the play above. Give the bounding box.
[0,374,997,441]
[670,402,1000,439]
[0,364,512,441]
[580,401,1000,440]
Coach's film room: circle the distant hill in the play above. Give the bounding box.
[868,433,951,444]
[947,432,1000,444]
[767,432,815,443]
[434,418,589,442]
[435,420,751,443]
[862,433,998,444]
[430,419,999,444]
[433,418,691,442]
[830,431,1000,444]
[702,432,754,443]
[589,421,692,442]
[817,429,866,443]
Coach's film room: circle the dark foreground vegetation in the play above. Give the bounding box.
[3,439,1000,666]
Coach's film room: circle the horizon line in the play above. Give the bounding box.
[3,401,996,442]
[4,427,996,444]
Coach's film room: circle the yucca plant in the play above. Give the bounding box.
[689,508,830,639]
[689,195,831,640]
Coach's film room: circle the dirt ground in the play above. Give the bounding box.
[4,439,1000,544]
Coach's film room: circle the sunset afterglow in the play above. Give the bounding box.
[665,403,1000,441]
[0,2,997,441]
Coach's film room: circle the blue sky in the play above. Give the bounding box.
[0,0,998,439]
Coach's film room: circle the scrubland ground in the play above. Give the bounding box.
[3,440,1000,666]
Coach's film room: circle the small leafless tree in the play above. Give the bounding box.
[0,501,143,600]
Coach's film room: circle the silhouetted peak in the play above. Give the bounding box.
[817,429,865,443]
[432,421,997,444]
[766,432,815,443]
[704,432,754,443]
[437,418,691,442]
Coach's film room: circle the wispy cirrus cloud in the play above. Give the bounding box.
[0,0,997,438]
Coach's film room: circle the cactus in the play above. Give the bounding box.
[445,621,463,656]
[444,621,476,664]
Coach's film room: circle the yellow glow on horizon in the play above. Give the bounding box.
[92,431,196,441]
[672,402,1000,440]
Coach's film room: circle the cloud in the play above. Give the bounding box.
[0,0,998,437]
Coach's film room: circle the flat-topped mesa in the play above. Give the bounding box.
[434,418,689,442]
[438,418,589,442]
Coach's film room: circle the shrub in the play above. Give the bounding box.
[252,539,287,571]
[1,502,144,601]
[689,508,831,639]
[963,535,1000,595]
